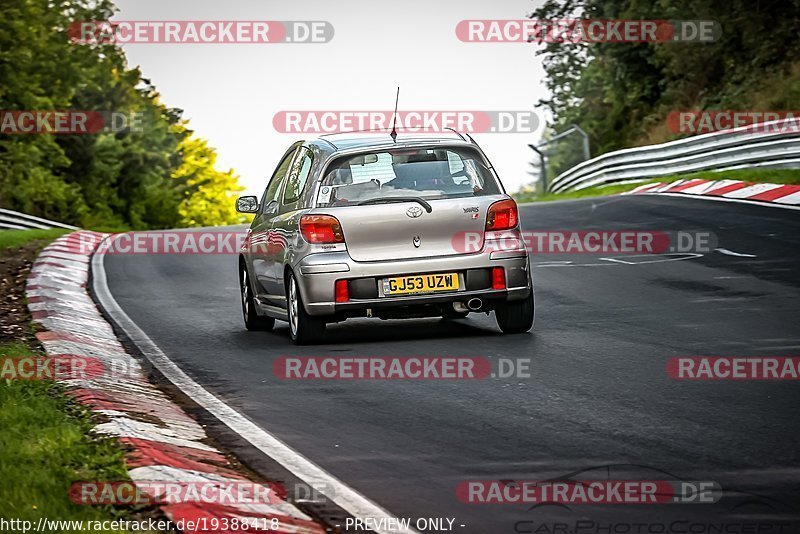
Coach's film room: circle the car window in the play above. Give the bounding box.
[281,147,313,211]
[316,147,501,207]
[260,147,297,215]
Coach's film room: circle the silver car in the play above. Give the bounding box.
[236,131,534,344]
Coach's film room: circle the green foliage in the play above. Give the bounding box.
[640,168,800,186]
[514,181,653,203]
[172,131,246,227]
[0,343,139,531]
[0,228,68,250]
[0,0,243,229]
[532,0,800,156]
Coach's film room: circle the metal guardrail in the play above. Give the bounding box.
[548,118,800,193]
[0,208,79,231]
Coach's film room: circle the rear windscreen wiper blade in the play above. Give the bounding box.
[357,196,433,212]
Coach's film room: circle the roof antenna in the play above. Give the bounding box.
[390,87,400,142]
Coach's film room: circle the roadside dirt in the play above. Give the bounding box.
[0,240,46,345]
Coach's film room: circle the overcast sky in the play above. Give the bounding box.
[114,0,549,196]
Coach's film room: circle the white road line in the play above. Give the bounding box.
[599,253,704,265]
[533,262,616,268]
[715,248,757,258]
[91,245,418,534]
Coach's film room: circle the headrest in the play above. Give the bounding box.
[330,167,352,185]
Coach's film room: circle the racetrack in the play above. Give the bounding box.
[98,195,800,532]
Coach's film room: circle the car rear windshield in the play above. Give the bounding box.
[315,146,502,207]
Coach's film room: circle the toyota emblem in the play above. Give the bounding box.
[406,206,423,218]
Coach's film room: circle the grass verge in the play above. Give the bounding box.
[0,229,158,532]
[0,228,69,249]
[0,343,137,531]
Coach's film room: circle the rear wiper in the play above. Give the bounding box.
[357,196,433,213]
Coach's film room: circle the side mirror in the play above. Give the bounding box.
[236,196,259,213]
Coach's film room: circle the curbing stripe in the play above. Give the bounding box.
[722,183,784,199]
[25,232,332,534]
[663,179,708,193]
[90,232,419,534]
[747,184,800,202]
[774,190,800,205]
[160,502,325,534]
[626,179,800,209]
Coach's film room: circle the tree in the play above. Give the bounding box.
[172,132,245,228]
[0,0,244,229]
[530,0,800,157]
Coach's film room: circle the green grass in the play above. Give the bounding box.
[515,168,800,203]
[0,343,148,532]
[515,182,650,204]
[0,232,159,532]
[0,228,69,250]
[0,226,136,252]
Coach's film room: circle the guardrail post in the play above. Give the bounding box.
[528,144,547,192]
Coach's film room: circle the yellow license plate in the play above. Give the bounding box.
[383,273,460,296]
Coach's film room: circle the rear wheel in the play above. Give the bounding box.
[240,263,275,331]
[495,291,534,334]
[287,272,325,345]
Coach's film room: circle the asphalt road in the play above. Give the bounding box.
[101,195,800,533]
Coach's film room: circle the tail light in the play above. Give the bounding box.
[492,267,506,290]
[486,199,518,231]
[300,215,345,244]
[335,280,350,303]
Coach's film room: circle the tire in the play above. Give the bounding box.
[286,271,325,345]
[495,290,535,334]
[240,262,275,331]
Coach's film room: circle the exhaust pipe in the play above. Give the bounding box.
[467,298,483,311]
[453,302,469,313]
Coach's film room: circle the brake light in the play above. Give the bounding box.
[300,215,345,244]
[335,279,350,303]
[486,199,518,231]
[492,267,506,290]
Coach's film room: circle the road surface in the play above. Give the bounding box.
[100,195,800,532]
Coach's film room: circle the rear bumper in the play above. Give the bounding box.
[294,250,531,316]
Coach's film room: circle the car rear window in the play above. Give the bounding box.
[315,147,502,207]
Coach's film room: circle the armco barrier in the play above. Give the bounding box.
[0,208,79,230]
[549,118,800,193]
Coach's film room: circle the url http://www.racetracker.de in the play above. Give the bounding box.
[1,517,283,533]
